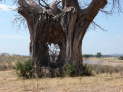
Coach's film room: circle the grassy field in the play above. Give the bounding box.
[0,55,29,71]
[0,70,123,92]
[84,57,123,66]
[0,55,123,92]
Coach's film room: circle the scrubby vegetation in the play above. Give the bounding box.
[63,64,76,77]
[119,56,123,60]
[13,61,123,79]
[63,64,123,77]
[15,59,33,78]
[14,62,94,78]
[0,54,30,71]
[1,54,123,79]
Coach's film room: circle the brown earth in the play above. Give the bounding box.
[0,70,123,92]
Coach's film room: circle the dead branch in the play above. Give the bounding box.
[92,21,107,31]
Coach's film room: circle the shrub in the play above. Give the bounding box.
[63,64,94,77]
[15,59,33,78]
[119,56,123,60]
[63,64,76,77]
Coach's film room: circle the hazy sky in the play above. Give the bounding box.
[0,2,123,55]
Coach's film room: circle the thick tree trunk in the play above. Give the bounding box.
[60,2,84,74]
[65,39,83,74]
[18,0,107,77]
[32,42,50,77]
[62,13,88,74]
[64,17,83,65]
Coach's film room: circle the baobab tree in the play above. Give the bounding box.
[16,0,121,77]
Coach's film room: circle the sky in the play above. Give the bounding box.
[0,1,123,55]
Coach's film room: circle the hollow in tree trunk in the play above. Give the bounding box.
[18,0,107,77]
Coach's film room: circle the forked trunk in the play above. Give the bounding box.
[18,0,107,77]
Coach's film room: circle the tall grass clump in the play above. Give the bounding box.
[15,59,33,78]
[81,64,94,76]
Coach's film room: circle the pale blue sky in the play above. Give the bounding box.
[0,2,123,55]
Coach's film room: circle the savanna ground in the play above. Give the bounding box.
[84,57,123,66]
[0,70,123,92]
[0,55,123,92]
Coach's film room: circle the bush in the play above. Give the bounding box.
[63,64,94,77]
[63,64,76,77]
[15,59,33,78]
[119,56,123,60]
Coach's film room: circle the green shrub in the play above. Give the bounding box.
[63,64,76,77]
[63,64,94,77]
[15,59,33,79]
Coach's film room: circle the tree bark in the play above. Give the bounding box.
[18,0,107,77]
[60,0,107,74]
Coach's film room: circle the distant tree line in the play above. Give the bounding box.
[83,52,102,58]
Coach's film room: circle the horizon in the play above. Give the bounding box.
[0,52,123,56]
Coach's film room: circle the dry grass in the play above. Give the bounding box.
[84,57,123,67]
[0,55,30,71]
[85,57,123,62]
[0,56,123,92]
[0,70,123,92]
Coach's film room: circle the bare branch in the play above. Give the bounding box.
[100,9,112,15]
[38,0,46,8]
[38,0,50,9]
[112,0,122,12]
[92,21,107,31]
